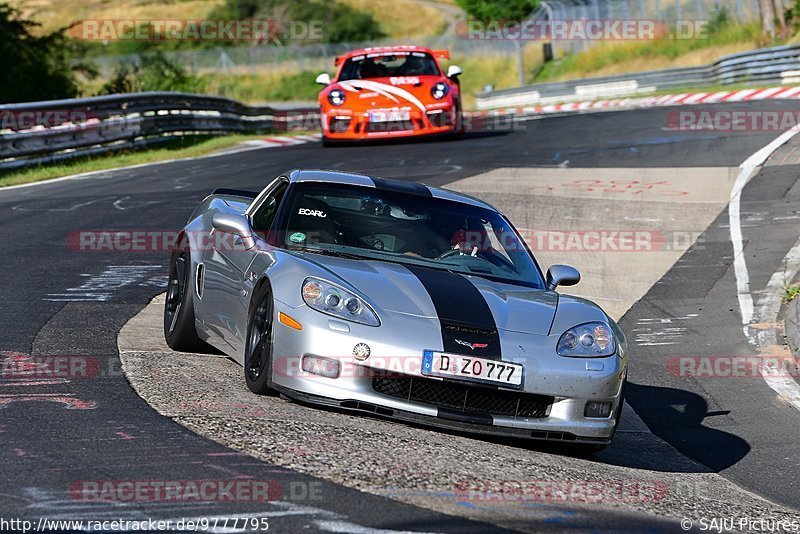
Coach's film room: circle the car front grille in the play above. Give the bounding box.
[372,373,552,419]
[365,120,419,132]
[329,117,351,133]
[426,110,454,127]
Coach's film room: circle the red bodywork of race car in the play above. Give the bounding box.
[316,45,462,143]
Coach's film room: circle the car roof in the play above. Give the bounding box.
[285,169,496,211]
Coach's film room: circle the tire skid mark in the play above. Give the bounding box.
[44,265,165,302]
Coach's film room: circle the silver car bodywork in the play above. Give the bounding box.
[176,170,628,445]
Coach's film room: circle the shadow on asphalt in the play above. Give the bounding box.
[280,380,748,474]
[623,382,751,472]
[320,129,511,149]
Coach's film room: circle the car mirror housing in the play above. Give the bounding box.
[315,73,331,85]
[446,65,462,79]
[546,264,581,290]
[212,213,255,250]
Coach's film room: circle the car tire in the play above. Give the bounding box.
[449,101,465,140]
[321,135,334,148]
[164,238,202,351]
[455,101,465,134]
[244,281,277,395]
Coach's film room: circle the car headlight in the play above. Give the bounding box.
[301,278,380,326]
[431,82,449,100]
[557,322,615,357]
[328,89,346,106]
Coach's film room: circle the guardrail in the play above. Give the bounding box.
[0,92,319,170]
[476,44,800,110]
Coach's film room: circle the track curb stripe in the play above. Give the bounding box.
[488,85,800,117]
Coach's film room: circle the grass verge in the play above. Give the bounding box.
[533,23,766,83]
[0,134,272,188]
[785,284,800,303]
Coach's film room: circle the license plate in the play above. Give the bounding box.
[369,110,410,122]
[422,350,523,389]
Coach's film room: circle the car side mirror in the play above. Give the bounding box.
[447,65,462,79]
[315,73,331,85]
[546,264,581,290]
[212,213,255,250]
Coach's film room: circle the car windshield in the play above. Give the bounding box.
[280,182,544,288]
[338,52,440,81]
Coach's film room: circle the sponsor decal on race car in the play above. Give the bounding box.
[298,208,327,217]
[390,76,420,85]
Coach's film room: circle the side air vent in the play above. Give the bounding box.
[196,263,205,299]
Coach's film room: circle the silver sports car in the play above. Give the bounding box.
[164,169,628,450]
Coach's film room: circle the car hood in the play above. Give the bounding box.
[291,252,557,336]
[334,76,445,113]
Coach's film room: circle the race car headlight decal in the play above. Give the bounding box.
[302,278,380,327]
[557,322,615,357]
[328,89,346,106]
[431,82,449,100]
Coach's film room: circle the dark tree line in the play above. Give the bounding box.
[0,4,91,103]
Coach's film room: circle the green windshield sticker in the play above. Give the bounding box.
[290,232,306,243]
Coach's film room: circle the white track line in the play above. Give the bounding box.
[754,236,800,408]
[730,125,800,411]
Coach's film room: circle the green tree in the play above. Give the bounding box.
[0,3,83,103]
[456,0,539,21]
[455,0,540,87]
[211,0,385,43]
[99,53,202,94]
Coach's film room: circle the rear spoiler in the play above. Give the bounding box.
[335,49,450,65]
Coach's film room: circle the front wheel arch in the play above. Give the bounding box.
[243,278,277,395]
[164,232,202,351]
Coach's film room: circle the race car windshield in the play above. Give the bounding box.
[338,52,441,81]
[281,183,544,288]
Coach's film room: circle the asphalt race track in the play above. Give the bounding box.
[2,101,800,532]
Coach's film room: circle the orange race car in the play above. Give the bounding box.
[315,45,463,145]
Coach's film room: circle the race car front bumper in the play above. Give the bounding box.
[269,302,627,445]
[322,105,460,141]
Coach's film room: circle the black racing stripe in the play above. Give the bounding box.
[405,265,501,359]
[370,177,432,197]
